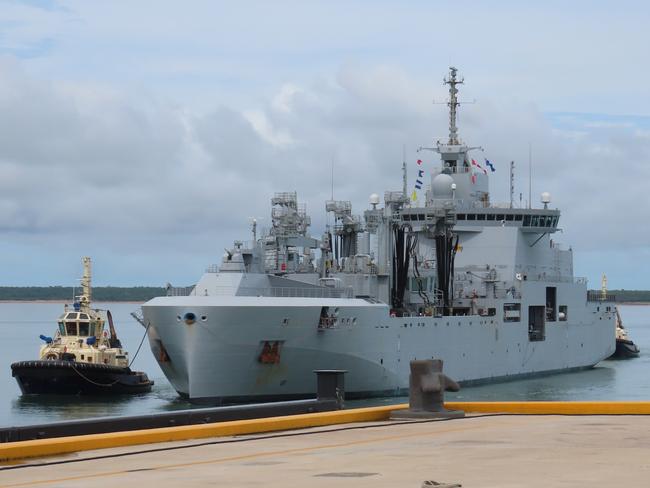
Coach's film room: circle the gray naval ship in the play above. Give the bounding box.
[141,67,616,403]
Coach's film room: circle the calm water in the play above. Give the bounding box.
[1,303,649,427]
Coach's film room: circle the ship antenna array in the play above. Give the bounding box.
[443,66,472,145]
[528,142,532,209]
[510,161,515,208]
[402,144,407,199]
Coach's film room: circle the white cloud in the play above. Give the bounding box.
[0,1,649,286]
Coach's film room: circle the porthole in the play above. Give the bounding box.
[352,318,357,325]
[201,315,208,322]
[176,315,182,322]
[184,312,196,325]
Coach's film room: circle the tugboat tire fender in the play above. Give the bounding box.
[45,352,59,360]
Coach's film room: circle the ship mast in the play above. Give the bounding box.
[444,66,463,145]
[78,256,92,313]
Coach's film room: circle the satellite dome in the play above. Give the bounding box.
[431,173,454,198]
[369,193,380,205]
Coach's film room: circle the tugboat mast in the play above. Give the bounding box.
[444,66,463,145]
[78,256,92,313]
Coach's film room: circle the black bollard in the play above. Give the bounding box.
[314,369,347,408]
[390,359,464,420]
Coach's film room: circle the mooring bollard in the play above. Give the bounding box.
[390,359,464,419]
[315,369,347,409]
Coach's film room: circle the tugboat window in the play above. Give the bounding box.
[65,322,77,335]
[80,313,89,320]
[58,322,65,335]
[79,322,90,336]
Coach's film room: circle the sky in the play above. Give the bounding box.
[0,0,649,288]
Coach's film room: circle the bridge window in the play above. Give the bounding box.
[523,215,531,226]
[467,214,476,221]
[477,214,486,220]
[457,214,466,220]
[515,215,523,221]
[531,216,539,227]
[506,214,514,221]
[58,321,65,335]
[79,322,90,336]
[496,214,504,221]
[65,322,77,335]
[487,214,496,221]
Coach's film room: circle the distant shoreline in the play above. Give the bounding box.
[0,300,145,304]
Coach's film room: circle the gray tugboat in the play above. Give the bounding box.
[140,67,616,404]
[11,257,153,395]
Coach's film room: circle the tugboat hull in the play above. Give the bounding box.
[11,360,153,395]
[610,339,641,359]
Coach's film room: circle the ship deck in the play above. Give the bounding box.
[3,413,649,487]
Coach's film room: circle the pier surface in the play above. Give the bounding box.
[2,414,649,487]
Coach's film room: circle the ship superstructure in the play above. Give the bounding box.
[141,68,616,403]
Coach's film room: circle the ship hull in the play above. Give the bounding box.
[142,295,616,404]
[11,360,153,395]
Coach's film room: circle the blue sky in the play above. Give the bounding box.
[0,0,649,288]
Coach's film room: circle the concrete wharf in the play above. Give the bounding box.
[1,403,650,487]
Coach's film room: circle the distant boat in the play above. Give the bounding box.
[11,257,153,395]
[609,307,640,359]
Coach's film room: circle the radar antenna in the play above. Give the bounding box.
[444,66,463,145]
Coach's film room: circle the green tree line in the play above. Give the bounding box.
[606,289,650,303]
[1,286,648,303]
[0,287,166,302]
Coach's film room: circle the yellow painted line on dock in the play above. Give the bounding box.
[1,401,650,463]
[0,405,400,463]
[447,401,650,415]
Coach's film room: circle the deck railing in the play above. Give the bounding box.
[166,285,353,299]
